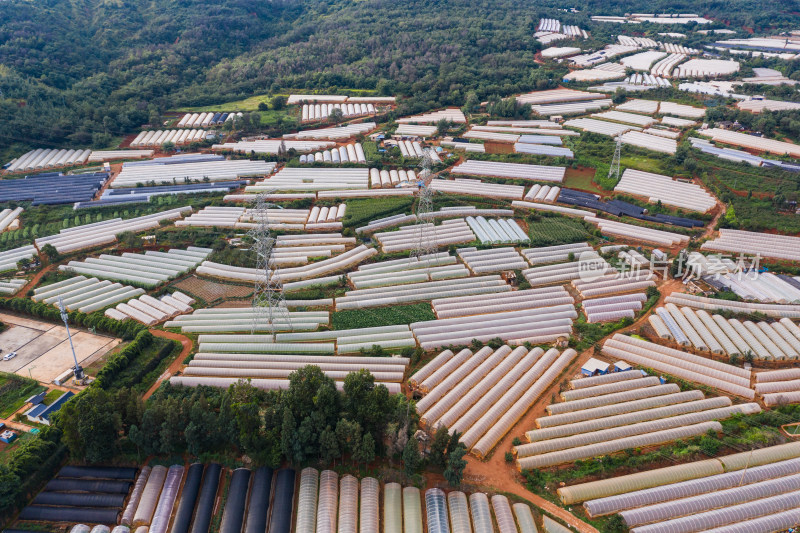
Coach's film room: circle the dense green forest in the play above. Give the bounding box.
[2,0,800,159]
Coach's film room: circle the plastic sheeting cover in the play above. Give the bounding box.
[425,488,450,533]
[244,467,273,533]
[269,469,297,533]
[190,463,222,533]
[169,463,203,533]
[220,468,251,533]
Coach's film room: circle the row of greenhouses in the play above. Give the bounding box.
[20,465,136,524]
[516,371,759,470]
[711,272,800,304]
[369,168,418,188]
[4,148,91,173]
[701,228,800,262]
[197,244,377,287]
[181,349,409,382]
[105,291,194,325]
[464,218,530,245]
[431,286,574,319]
[559,441,800,506]
[117,463,295,533]
[581,292,648,323]
[571,270,655,303]
[650,305,800,360]
[176,205,346,232]
[164,308,330,334]
[244,167,370,192]
[355,207,514,234]
[664,292,800,318]
[301,102,376,122]
[523,184,561,203]
[457,246,528,273]
[0,207,22,232]
[396,108,466,124]
[284,122,377,140]
[34,207,192,254]
[430,178,526,200]
[395,139,426,158]
[129,129,207,147]
[294,468,544,533]
[0,244,37,272]
[521,242,593,265]
[372,220,476,253]
[336,273,510,310]
[522,252,613,287]
[410,304,575,349]
[554,442,800,533]
[0,277,26,295]
[112,159,274,187]
[346,253,468,289]
[300,143,367,164]
[756,367,800,405]
[32,275,145,313]
[59,247,211,288]
[584,217,690,247]
[614,169,717,213]
[412,345,578,455]
[600,333,756,398]
[212,139,336,155]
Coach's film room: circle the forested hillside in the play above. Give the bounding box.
[0,0,798,158]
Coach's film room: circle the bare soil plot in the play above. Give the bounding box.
[0,312,120,383]
[172,275,253,303]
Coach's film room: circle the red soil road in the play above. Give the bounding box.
[142,329,192,400]
[17,263,55,296]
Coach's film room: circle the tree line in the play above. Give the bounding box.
[53,366,469,484]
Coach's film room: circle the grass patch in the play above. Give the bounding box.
[0,373,45,418]
[41,389,63,406]
[527,217,592,247]
[174,93,278,112]
[620,155,669,175]
[562,167,601,193]
[332,303,435,330]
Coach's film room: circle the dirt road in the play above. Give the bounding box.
[142,330,192,400]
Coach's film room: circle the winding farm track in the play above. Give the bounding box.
[142,329,192,400]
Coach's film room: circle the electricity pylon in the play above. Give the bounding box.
[608,135,622,183]
[412,151,437,270]
[248,193,290,336]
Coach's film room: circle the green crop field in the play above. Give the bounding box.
[342,197,415,229]
[332,303,435,330]
[528,217,591,247]
[0,373,45,419]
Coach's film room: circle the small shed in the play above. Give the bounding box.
[614,361,633,372]
[25,391,74,426]
[0,430,17,444]
[26,391,46,406]
[581,357,610,376]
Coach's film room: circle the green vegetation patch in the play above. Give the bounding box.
[332,303,435,330]
[527,217,591,247]
[342,197,415,229]
[0,373,46,419]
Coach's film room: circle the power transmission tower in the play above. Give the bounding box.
[58,296,84,382]
[248,193,290,336]
[412,151,437,269]
[608,135,622,183]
